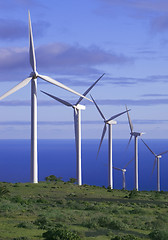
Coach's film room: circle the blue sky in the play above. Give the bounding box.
[0,0,168,139]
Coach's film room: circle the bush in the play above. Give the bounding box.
[82,218,98,229]
[17,222,32,229]
[12,238,30,240]
[128,190,138,198]
[97,216,126,230]
[111,235,138,240]
[11,196,26,205]
[43,226,81,240]
[34,215,51,229]
[149,229,168,240]
[68,178,77,183]
[0,184,9,197]
[45,175,63,182]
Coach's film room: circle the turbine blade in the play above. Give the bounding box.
[107,109,130,122]
[90,95,106,120]
[97,123,107,159]
[151,158,157,177]
[41,90,73,107]
[126,135,133,149]
[113,166,122,171]
[141,139,156,157]
[75,73,105,105]
[0,77,32,100]
[38,74,92,102]
[158,150,168,156]
[126,105,133,133]
[28,11,36,72]
[123,157,134,169]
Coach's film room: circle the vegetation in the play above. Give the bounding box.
[0,177,168,239]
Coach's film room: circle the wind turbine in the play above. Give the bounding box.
[126,105,144,191]
[141,139,168,192]
[91,95,130,189]
[0,11,91,184]
[41,74,105,185]
[113,158,133,190]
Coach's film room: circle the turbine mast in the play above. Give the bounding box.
[157,157,160,192]
[134,135,138,191]
[75,108,82,186]
[31,78,38,183]
[122,170,126,190]
[108,124,113,189]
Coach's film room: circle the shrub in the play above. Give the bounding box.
[82,218,98,229]
[97,216,126,230]
[45,175,62,182]
[43,226,81,240]
[68,178,77,183]
[11,196,26,205]
[128,189,138,198]
[12,238,30,240]
[0,184,9,197]
[149,229,168,240]
[17,222,32,229]
[111,235,138,240]
[34,215,51,229]
[130,207,145,214]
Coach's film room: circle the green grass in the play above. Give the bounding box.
[0,181,168,239]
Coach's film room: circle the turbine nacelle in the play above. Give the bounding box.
[106,120,117,125]
[122,169,126,172]
[131,132,143,137]
[75,104,86,110]
[157,155,162,159]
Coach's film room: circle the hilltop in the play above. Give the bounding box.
[0,178,168,239]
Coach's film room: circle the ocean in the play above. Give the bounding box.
[0,139,168,191]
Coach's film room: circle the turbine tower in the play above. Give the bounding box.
[41,74,105,185]
[0,12,91,183]
[113,167,126,190]
[126,105,144,191]
[113,158,133,190]
[141,139,168,192]
[91,95,129,189]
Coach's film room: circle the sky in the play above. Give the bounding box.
[0,0,168,139]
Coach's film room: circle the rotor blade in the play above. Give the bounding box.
[38,74,92,102]
[151,158,157,177]
[123,157,134,169]
[28,11,36,72]
[107,109,130,122]
[158,150,168,156]
[126,105,133,133]
[126,135,133,150]
[97,124,107,159]
[0,77,32,101]
[113,166,122,171]
[76,73,105,105]
[90,95,106,120]
[41,90,73,107]
[141,139,156,157]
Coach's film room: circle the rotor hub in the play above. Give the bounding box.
[30,71,38,79]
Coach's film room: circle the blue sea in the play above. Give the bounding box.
[0,139,168,191]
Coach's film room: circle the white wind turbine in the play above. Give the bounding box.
[126,105,144,191]
[41,74,104,185]
[141,139,168,192]
[113,158,133,190]
[0,11,91,184]
[91,95,130,189]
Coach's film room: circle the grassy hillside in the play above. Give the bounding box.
[0,179,168,239]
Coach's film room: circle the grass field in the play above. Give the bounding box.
[0,178,168,239]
